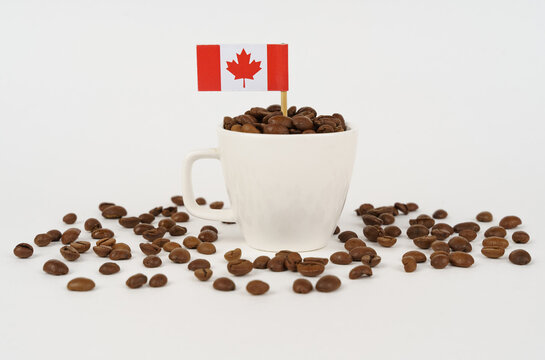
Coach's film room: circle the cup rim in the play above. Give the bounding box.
[218,122,356,137]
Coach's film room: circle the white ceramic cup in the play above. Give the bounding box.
[182,125,358,252]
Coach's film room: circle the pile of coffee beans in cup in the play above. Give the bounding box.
[223,104,347,134]
[12,195,533,295]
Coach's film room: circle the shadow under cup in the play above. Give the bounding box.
[182,125,358,252]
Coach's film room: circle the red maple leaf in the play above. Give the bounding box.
[226,49,262,88]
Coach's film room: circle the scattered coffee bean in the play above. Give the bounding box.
[60,245,80,261]
[99,202,115,211]
[362,214,383,226]
[453,222,480,233]
[171,212,190,222]
[92,228,114,239]
[198,230,218,242]
[43,259,69,275]
[482,237,509,249]
[119,217,140,228]
[47,229,62,242]
[84,218,102,232]
[433,209,448,219]
[109,249,131,261]
[169,248,191,263]
[171,195,184,206]
[246,280,270,295]
[431,228,451,240]
[413,235,437,249]
[201,225,218,234]
[403,251,427,263]
[126,273,147,289]
[432,223,454,235]
[227,259,253,276]
[183,236,201,249]
[512,231,530,244]
[344,238,367,251]
[448,236,471,252]
[194,268,213,281]
[224,248,242,262]
[449,252,474,268]
[349,264,372,279]
[338,230,358,243]
[476,211,493,222]
[197,242,216,255]
[97,237,116,246]
[71,241,91,253]
[13,243,33,258]
[168,225,187,236]
[356,203,374,216]
[102,205,127,219]
[484,226,507,238]
[407,225,429,239]
[407,202,419,211]
[61,228,81,245]
[500,215,522,229]
[334,226,340,235]
[402,256,417,272]
[384,225,401,237]
[379,213,395,225]
[113,243,131,252]
[143,228,166,241]
[377,236,397,247]
[93,245,112,257]
[210,201,224,209]
[152,238,170,247]
[188,259,211,271]
[253,256,270,269]
[481,247,505,259]
[361,254,381,267]
[367,206,396,217]
[316,275,341,293]
[140,243,161,255]
[430,251,449,260]
[430,253,449,269]
[143,255,162,268]
[163,241,181,252]
[459,229,477,241]
[34,233,53,247]
[157,219,174,230]
[138,213,155,224]
[350,246,376,261]
[363,225,384,242]
[99,262,120,275]
[161,206,177,217]
[509,249,531,265]
[431,240,450,253]
[284,252,302,271]
[330,251,352,265]
[303,257,329,265]
[67,277,95,291]
[149,274,168,287]
[297,261,325,277]
[410,214,435,228]
[196,197,206,205]
[63,213,77,224]
[213,277,235,291]
[293,278,313,294]
[149,206,163,216]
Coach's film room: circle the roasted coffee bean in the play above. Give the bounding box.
[367,206,395,217]
[96,237,116,247]
[93,245,112,257]
[407,225,429,239]
[284,252,302,271]
[512,231,530,244]
[269,115,293,128]
[71,241,91,253]
[349,264,372,279]
[394,202,409,214]
[403,251,427,263]
[99,262,120,275]
[253,256,270,269]
[224,248,242,262]
[482,237,509,249]
[293,278,313,294]
[14,243,34,258]
[266,256,286,272]
[102,205,127,219]
[476,211,493,222]
[431,254,449,269]
[356,203,374,216]
[449,236,471,252]
[338,230,358,243]
[433,209,448,219]
[99,202,115,211]
[246,280,270,295]
[453,222,480,233]
[92,228,114,239]
[431,228,450,240]
[484,226,507,238]
[197,242,216,255]
[149,274,168,287]
[431,240,450,253]
[410,214,435,228]
[481,247,505,259]
[113,243,131,252]
[34,233,52,247]
[194,268,213,281]
[171,212,190,222]
[413,235,436,249]
[138,213,155,224]
[169,248,191,263]
[163,241,181,252]
[67,277,95,291]
[292,116,314,131]
[43,259,69,275]
[449,252,474,268]
[63,213,77,224]
[126,273,147,289]
[61,228,81,245]
[201,225,218,234]
[133,223,154,235]
[402,256,417,272]
[377,236,397,247]
[316,275,341,293]
[330,251,352,265]
[152,238,170,247]
[384,225,401,237]
[432,223,454,235]
[227,259,253,276]
[263,123,289,134]
[350,246,376,261]
[168,225,187,236]
[143,255,162,268]
[210,201,224,209]
[183,236,201,249]
[171,195,184,206]
[143,228,166,241]
[47,229,62,242]
[509,249,531,265]
[363,226,384,242]
[60,245,80,261]
[500,216,522,229]
[407,202,419,211]
[84,218,102,232]
[379,213,395,225]
[195,197,207,205]
[334,226,340,235]
[303,257,329,265]
[362,214,383,226]
[344,238,367,251]
[157,218,174,230]
[161,206,178,217]
[361,254,381,267]
[188,259,211,271]
[459,229,477,241]
[119,217,140,228]
[213,277,235,291]
[430,251,449,260]
[140,243,161,255]
[149,206,163,216]
[198,230,218,242]
[109,249,131,260]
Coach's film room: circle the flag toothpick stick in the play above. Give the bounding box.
[281,91,287,116]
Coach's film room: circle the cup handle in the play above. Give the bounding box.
[182,148,236,222]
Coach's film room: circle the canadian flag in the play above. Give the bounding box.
[196,44,288,91]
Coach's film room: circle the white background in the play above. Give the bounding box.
[1,0,544,359]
